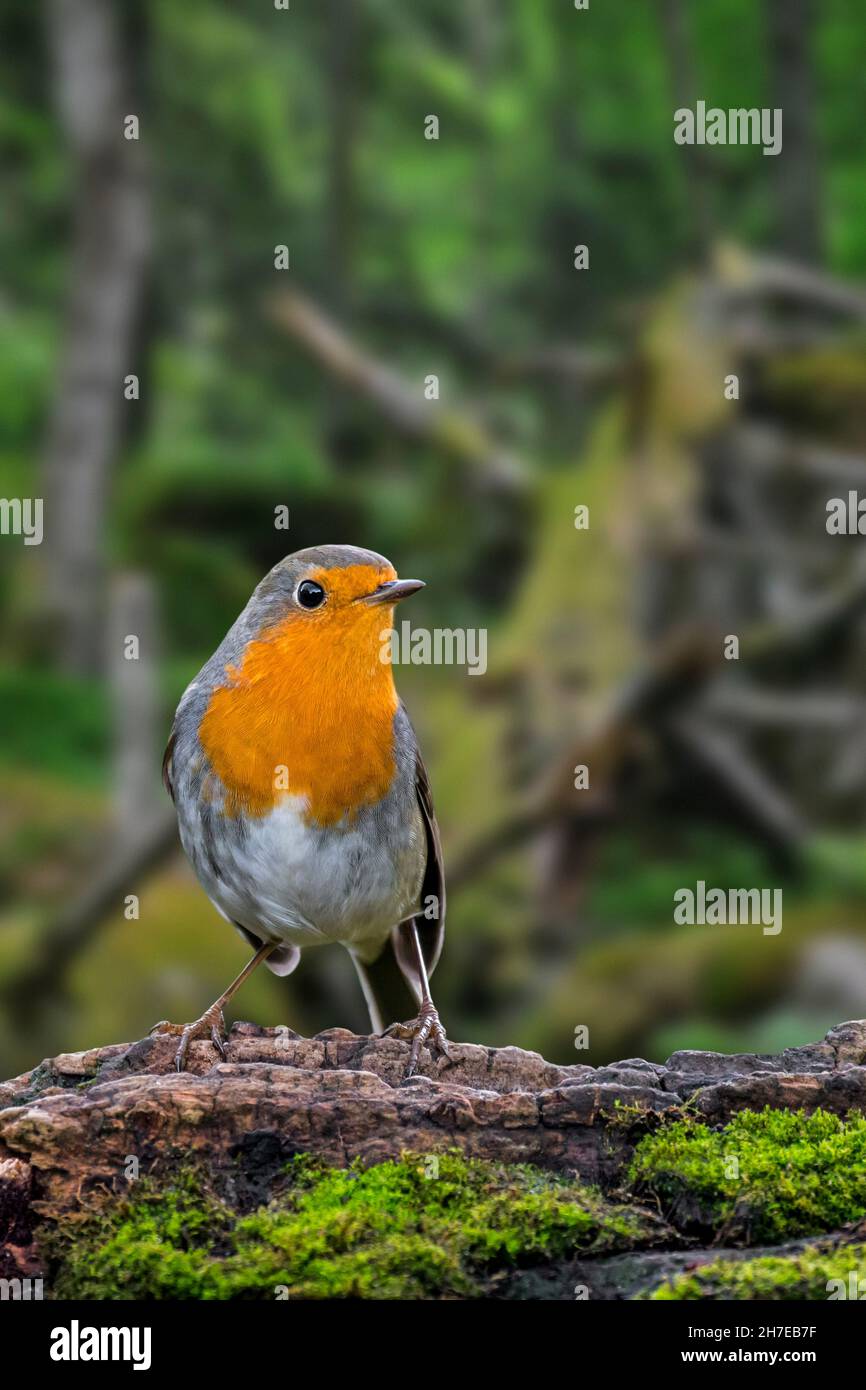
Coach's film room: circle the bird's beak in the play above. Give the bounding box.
[363,578,425,605]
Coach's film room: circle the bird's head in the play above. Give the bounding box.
[244,544,423,677]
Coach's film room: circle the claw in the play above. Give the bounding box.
[210,1022,228,1061]
[385,1001,450,1079]
[150,1004,228,1072]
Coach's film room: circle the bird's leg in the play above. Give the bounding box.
[150,941,275,1072]
[348,949,384,1035]
[385,920,450,1078]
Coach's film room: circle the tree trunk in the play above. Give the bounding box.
[41,0,150,675]
[765,0,822,263]
[657,0,712,261]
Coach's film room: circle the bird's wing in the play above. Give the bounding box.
[162,730,177,804]
[391,740,446,999]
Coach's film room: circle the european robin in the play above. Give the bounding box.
[152,545,447,1078]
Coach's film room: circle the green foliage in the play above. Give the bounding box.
[0,668,107,785]
[588,829,774,927]
[647,1243,866,1301]
[52,1151,655,1300]
[629,1107,866,1243]
[0,311,54,449]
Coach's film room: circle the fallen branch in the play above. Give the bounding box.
[701,684,866,729]
[268,288,525,496]
[729,424,866,486]
[728,252,866,321]
[669,711,808,858]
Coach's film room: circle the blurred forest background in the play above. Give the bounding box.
[2,0,866,1077]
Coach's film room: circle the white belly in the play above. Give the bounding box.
[179,792,426,956]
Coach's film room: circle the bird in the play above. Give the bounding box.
[151,544,448,1079]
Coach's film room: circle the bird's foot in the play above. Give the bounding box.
[384,1001,450,1079]
[149,1003,228,1072]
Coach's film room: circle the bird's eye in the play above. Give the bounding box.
[297,579,326,610]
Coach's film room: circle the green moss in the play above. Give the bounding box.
[647,1243,866,1301]
[629,1107,866,1243]
[51,1151,658,1301]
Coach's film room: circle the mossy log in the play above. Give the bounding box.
[1,1020,865,1298]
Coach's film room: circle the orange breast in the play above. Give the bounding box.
[199,594,399,826]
